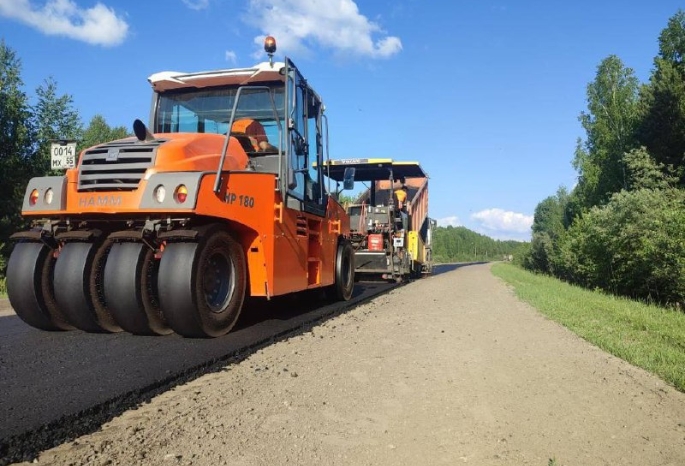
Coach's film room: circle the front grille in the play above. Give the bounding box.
[78,139,165,191]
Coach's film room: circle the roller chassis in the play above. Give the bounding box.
[11,208,354,337]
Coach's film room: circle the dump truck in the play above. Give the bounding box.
[6,37,355,338]
[324,158,434,281]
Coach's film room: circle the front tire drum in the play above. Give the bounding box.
[54,242,114,333]
[104,242,171,335]
[158,231,246,338]
[6,242,72,331]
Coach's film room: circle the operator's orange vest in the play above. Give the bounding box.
[231,119,267,151]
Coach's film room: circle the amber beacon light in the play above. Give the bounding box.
[264,36,277,66]
[264,36,277,54]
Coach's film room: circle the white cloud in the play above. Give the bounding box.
[181,0,209,10]
[225,50,237,63]
[471,208,533,238]
[0,0,128,46]
[245,0,402,59]
[437,216,461,227]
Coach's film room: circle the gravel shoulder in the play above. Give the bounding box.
[12,263,685,466]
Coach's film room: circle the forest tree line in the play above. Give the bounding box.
[432,225,524,263]
[519,10,685,306]
[0,40,129,276]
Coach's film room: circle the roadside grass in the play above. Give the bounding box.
[0,277,5,297]
[491,262,685,393]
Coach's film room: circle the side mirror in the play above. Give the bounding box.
[343,167,355,190]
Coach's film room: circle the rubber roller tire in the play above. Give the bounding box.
[54,241,121,333]
[325,240,355,302]
[158,230,247,338]
[104,242,171,335]
[6,242,72,331]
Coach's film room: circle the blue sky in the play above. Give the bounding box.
[0,0,682,241]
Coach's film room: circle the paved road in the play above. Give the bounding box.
[0,281,402,459]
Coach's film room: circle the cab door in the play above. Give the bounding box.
[272,58,330,294]
[283,58,326,215]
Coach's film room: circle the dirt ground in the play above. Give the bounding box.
[0,298,13,317]
[11,263,685,466]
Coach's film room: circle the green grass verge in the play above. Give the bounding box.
[0,277,5,297]
[491,262,685,392]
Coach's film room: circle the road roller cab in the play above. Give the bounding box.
[7,37,355,338]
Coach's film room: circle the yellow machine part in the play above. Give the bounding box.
[407,230,426,264]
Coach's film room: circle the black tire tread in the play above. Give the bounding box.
[54,242,108,333]
[326,240,355,302]
[6,242,68,331]
[104,242,171,336]
[158,228,246,338]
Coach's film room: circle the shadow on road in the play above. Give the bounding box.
[233,285,367,330]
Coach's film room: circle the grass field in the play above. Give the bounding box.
[491,262,685,392]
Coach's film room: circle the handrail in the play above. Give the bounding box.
[213,86,282,194]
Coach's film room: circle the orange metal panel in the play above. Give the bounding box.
[193,173,278,297]
[192,175,348,298]
[143,133,249,174]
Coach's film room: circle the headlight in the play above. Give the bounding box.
[44,188,54,205]
[153,185,166,203]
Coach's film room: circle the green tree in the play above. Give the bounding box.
[81,115,129,151]
[532,187,569,240]
[525,232,555,273]
[432,225,524,263]
[574,55,640,209]
[637,10,685,179]
[33,77,83,175]
[624,146,677,191]
[523,187,569,273]
[0,41,35,269]
[337,194,357,205]
[557,188,685,304]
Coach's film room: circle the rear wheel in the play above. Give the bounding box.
[104,242,171,335]
[158,230,246,338]
[6,242,72,331]
[54,241,121,333]
[326,240,355,301]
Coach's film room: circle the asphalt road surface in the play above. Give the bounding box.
[0,276,423,462]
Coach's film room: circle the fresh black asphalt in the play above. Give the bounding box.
[0,282,394,463]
